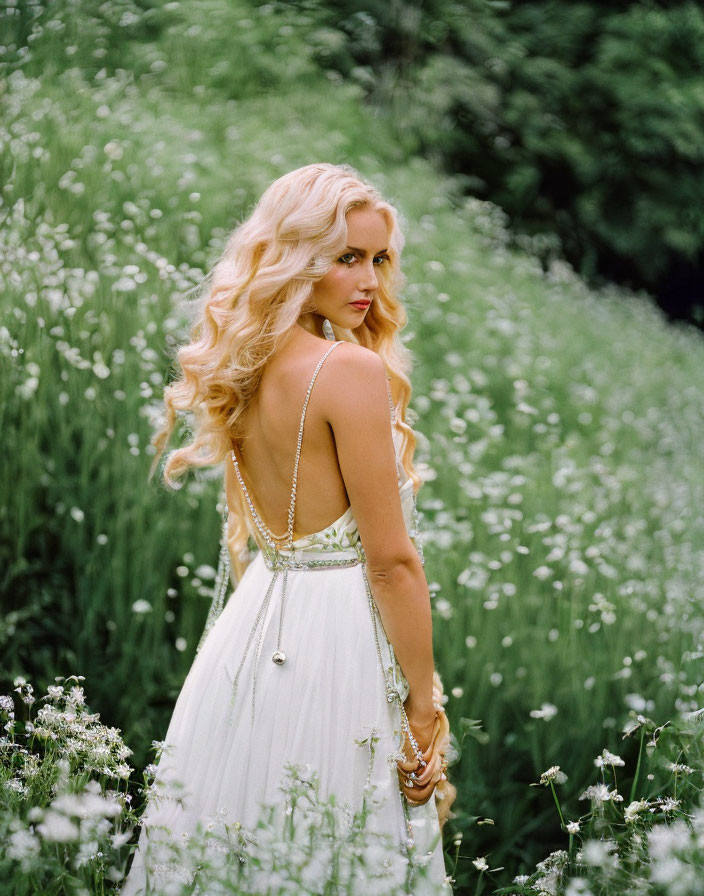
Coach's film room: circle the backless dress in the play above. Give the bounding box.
[121,340,451,894]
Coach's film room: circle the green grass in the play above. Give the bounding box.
[2,1,704,891]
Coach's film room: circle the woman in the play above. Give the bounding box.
[121,163,454,894]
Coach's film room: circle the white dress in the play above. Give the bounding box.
[121,341,451,895]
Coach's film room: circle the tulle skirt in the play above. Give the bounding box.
[121,549,450,895]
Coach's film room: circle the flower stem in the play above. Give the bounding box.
[629,728,645,803]
[550,781,566,828]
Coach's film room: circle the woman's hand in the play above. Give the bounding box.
[396,688,451,807]
[397,740,445,805]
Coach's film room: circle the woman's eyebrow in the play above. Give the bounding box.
[345,246,389,255]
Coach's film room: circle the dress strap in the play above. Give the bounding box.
[286,339,343,549]
[229,339,343,552]
[385,375,396,423]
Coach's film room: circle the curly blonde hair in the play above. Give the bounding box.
[149,163,421,576]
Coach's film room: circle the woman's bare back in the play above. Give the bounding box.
[224,327,351,541]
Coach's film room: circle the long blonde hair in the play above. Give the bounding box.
[149,163,421,572]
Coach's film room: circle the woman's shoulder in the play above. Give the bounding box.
[327,340,385,374]
[315,341,389,417]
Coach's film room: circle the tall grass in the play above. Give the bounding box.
[2,1,703,890]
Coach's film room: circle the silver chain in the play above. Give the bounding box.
[230,340,342,552]
[361,563,427,769]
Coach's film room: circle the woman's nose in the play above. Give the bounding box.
[358,260,378,291]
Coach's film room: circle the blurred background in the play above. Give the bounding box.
[2,1,704,892]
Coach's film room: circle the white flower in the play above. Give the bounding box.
[530,702,558,721]
[667,762,694,775]
[581,839,618,868]
[656,797,681,813]
[622,713,648,737]
[648,820,691,860]
[7,828,40,870]
[594,749,625,768]
[579,783,623,810]
[537,765,568,786]
[131,599,152,614]
[624,799,649,822]
[37,809,80,842]
[472,856,489,872]
[566,820,580,834]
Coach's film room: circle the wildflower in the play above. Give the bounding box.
[132,599,152,614]
[566,820,580,834]
[621,713,651,737]
[7,828,40,871]
[667,762,694,775]
[624,799,649,822]
[68,685,86,706]
[14,683,35,706]
[579,783,623,810]
[648,820,691,860]
[653,797,681,813]
[580,839,618,869]
[530,702,558,721]
[594,749,625,768]
[472,856,489,872]
[535,766,568,786]
[37,809,80,843]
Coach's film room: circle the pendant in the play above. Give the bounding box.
[272,650,286,665]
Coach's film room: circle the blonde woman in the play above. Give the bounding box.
[121,163,455,894]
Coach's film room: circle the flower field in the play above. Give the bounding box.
[2,2,704,893]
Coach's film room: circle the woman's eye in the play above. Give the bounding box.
[373,255,390,266]
[339,253,356,265]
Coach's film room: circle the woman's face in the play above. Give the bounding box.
[306,205,390,333]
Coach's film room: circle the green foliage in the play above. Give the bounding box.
[309,0,704,319]
[489,709,704,894]
[0,676,137,892]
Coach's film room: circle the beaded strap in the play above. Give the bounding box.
[230,340,343,552]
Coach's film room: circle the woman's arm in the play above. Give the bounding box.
[321,344,437,744]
